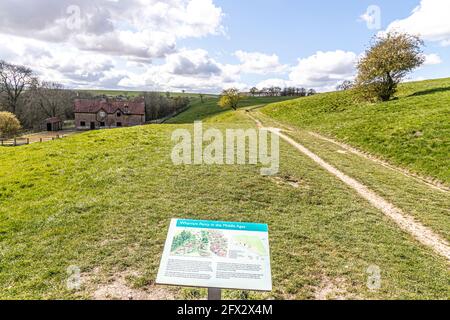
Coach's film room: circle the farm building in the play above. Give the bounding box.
[45,117,63,131]
[74,98,146,130]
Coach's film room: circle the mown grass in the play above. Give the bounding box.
[1,108,449,300]
[260,78,450,184]
[252,110,450,243]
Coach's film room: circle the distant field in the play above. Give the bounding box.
[83,89,217,99]
[260,78,450,184]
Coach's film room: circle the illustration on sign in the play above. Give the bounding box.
[156,219,272,292]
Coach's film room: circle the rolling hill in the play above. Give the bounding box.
[0,89,449,300]
[260,78,450,184]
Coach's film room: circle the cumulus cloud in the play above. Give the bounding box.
[0,33,125,87]
[255,78,291,89]
[289,50,357,91]
[0,0,231,91]
[423,53,442,65]
[235,51,287,74]
[118,49,246,93]
[385,0,450,46]
[0,0,224,59]
[165,49,222,77]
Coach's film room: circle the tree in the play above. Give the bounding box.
[273,87,282,96]
[0,111,21,138]
[336,80,354,91]
[355,32,425,101]
[0,61,34,114]
[250,87,259,96]
[31,81,71,118]
[199,94,205,103]
[143,92,190,121]
[218,88,242,111]
[307,89,317,96]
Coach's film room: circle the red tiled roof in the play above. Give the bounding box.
[74,99,145,115]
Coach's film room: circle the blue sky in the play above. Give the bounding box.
[180,0,449,88]
[0,0,448,92]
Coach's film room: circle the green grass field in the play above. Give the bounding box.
[0,88,449,300]
[167,95,298,124]
[260,78,450,184]
[83,89,217,99]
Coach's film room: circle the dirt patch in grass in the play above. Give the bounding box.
[84,269,176,300]
[313,276,356,300]
[271,175,307,189]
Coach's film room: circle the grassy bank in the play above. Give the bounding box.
[260,78,450,184]
[167,96,298,124]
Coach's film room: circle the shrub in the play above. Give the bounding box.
[0,111,21,138]
[355,32,424,102]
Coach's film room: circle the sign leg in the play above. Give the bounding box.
[208,288,222,300]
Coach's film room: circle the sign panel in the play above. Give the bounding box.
[156,219,272,291]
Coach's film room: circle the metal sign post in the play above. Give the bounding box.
[208,288,222,300]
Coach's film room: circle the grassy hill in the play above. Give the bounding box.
[260,78,450,184]
[1,94,450,300]
[167,95,298,124]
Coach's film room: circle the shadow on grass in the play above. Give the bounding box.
[409,86,450,97]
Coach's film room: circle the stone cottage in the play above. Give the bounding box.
[74,98,145,130]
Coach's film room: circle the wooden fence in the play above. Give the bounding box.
[0,135,65,147]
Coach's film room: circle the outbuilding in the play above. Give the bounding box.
[45,117,63,131]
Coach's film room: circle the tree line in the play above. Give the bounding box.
[249,86,317,97]
[143,92,190,121]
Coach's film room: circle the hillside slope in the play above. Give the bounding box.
[167,96,298,124]
[1,110,449,299]
[260,78,450,184]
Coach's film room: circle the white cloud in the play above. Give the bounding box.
[289,50,357,91]
[0,0,224,59]
[0,0,229,91]
[385,0,450,46]
[423,53,442,65]
[165,49,221,77]
[0,33,129,88]
[255,78,291,89]
[118,49,246,93]
[235,51,287,75]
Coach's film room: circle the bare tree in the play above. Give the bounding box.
[31,81,73,118]
[336,80,354,91]
[0,61,34,114]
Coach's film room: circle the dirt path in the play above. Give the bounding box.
[308,131,449,193]
[247,112,450,261]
